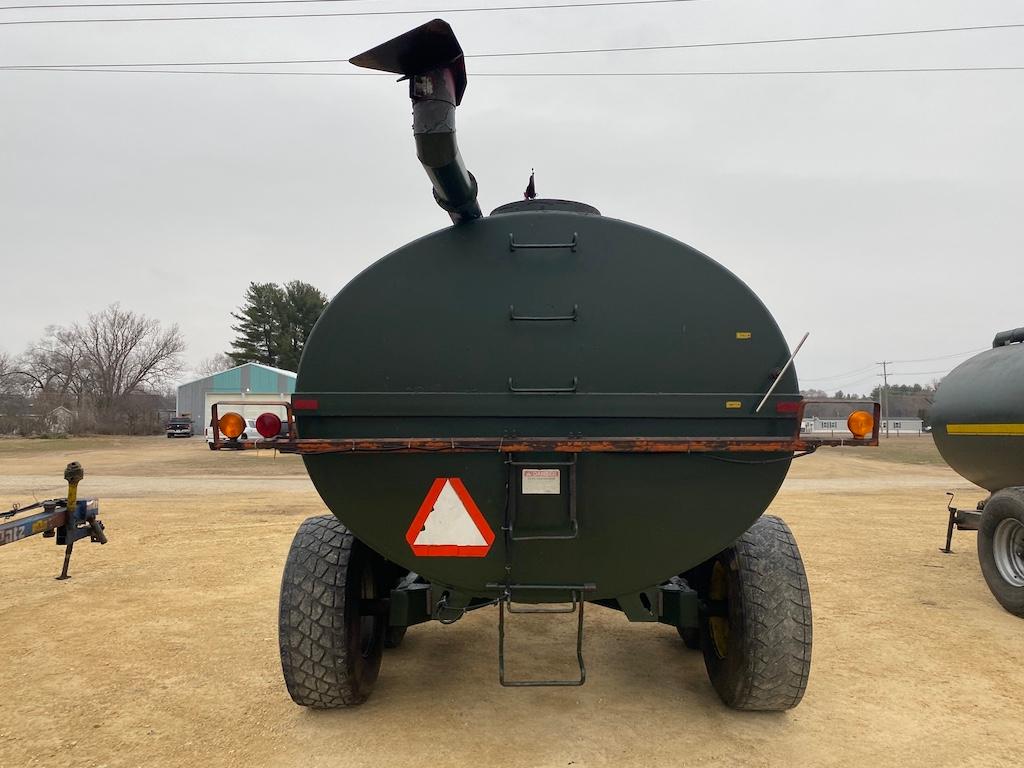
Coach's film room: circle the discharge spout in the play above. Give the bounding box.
[350,19,482,225]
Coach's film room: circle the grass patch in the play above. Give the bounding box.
[843,435,946,466]
[0,435,150,456]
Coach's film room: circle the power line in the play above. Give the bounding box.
[6,21,1023,69]
[3,0,374,7]
[1,67,381,74]
[471,22,1024,57]
[801,363,877,382]
[818,374,878,392]
[889,348,986,364]
[5,65,1024,75]
[884,369,957,376]
[0,0,701,25]
[803,346,985,385]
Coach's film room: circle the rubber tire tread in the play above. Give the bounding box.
[977,487,1024,617]
[677,626,700,650]
[384,626,407,649]
[702,514,812,711]
[278,514,381,708]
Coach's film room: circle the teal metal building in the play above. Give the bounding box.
[175,363,296,435]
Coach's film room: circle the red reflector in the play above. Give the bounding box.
[293,399,318,410]
[255,412,283,439]
[775,401,802,414]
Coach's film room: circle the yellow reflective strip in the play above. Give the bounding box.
[946,423,1024,435]
[735,332,752,340]
[725,401,743,409]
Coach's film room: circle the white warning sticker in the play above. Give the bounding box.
[522,468,560,495]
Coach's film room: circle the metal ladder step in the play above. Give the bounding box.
[490,583,595,687]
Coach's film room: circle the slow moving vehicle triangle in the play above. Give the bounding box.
[406,478,495,557]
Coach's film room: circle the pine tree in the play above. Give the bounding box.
[275,281,328,371]
[227,281,327,369]
[228,282,286,366]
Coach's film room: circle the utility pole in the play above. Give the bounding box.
[877,361,891,438]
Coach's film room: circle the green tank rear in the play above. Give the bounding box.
[212,19,879,710]
[297,207,798,601]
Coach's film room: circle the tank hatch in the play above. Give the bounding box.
[490,199,601,216]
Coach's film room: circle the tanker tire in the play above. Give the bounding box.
[384,626,407,649]
[700,515,812,711]
[278,515,386,708]
[977,487,1024,617]
[677,627,700,650]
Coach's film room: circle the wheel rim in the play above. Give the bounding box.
[993,518,1024,587]
[359,565,378,658]
[708,561,730,659]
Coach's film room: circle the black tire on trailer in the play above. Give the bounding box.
[208,442,216,450]
[977,487,1024,617]
[677,626,700,650]
[384,626,407,649]
[699,514,812,711]
[278,515,386,708]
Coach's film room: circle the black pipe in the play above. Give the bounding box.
[992,327,1024,347]
[410,67,481,225]
[350,20,482,225]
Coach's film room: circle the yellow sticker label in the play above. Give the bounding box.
[31,520,49,534]
[726,401,743,409]
[736,332,752,340]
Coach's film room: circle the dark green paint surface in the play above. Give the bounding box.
[296,209,799,600]
[931,343,1024,491]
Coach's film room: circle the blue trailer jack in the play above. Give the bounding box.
[0,462,107,579]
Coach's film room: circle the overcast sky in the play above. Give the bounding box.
[2,0,1022,394]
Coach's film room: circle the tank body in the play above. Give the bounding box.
[931,338,1024,491]
[295,205,800,601]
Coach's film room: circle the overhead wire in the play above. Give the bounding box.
[889,348,986,364]
[802,363,878,382]
[803,347,987,388]
[2,0,393,7]
[0,0,702,25]
[885,369,959,376]
[5,65,1024,75]
[5,22,1023,69]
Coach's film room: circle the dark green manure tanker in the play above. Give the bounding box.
[932,327,1024,617]
[213,19,879,710]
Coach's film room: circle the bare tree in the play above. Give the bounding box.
[76,304,185,410]
[0,350,12,389]
[0,350,25,398]
[17,325,91,404]
[194,352,234,378]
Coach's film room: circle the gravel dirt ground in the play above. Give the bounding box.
[0,436,1020,768]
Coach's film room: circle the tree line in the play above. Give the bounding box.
[801,382,940,422]
[0,304,184,435]
[1,281,327,436]
[227,281,326,371]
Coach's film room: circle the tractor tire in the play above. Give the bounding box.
[699,515,812,711]
[977,487,1024,617]
[278,515,386,708]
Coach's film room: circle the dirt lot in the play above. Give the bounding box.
[1,436,1020,768]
